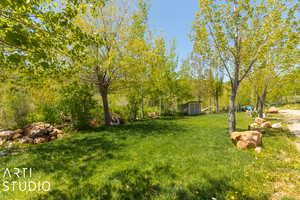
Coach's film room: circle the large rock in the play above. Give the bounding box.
[148,112,160,119]
[14,129,24,135]
[19,137,34,144]
[255,147,262,153]
[272,123,282,129]
[249,123,260,130]
[230,131,262,149]
[0,123,63,145]
[24,122,53,138]
[49,128,62,136]
[261,121,272,128]
[50,135,57,140]
[254,117,266,124]
[0,139,6,146]
[0,131,14,139]
[12,133,23,140]
[267,106,278,113]
[34,137,48,144]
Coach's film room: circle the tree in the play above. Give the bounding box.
[0,0,95,68]
[251,20,299,117]
[74,0,133,126]
[122,0,150,120]
[193,0,298,132]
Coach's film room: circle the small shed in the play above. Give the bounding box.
[180,101,201,115]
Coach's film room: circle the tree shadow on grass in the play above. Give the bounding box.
[235,128,250,132]
[88,119,188,138]
[33,166,267,200]
[0,119,188,199]
[262,128,297,139]
[33,163,176,200]
[174,174,267,200]
[14,135,124,187]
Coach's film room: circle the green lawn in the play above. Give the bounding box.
[277,103,300,110]
[0,113,299,200]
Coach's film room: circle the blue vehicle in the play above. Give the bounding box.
[245,106,254,111]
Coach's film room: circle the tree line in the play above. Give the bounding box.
[0,0,299,132]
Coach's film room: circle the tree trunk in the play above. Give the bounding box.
[258,97,264,118]
[258,88,267,118]
[141,94,144,119]
[98,85,111,126]
[159,97,162,115]
[255,95,260,111]
[228,87,238,133]
[215,95,219,113]
[209,97,212,113]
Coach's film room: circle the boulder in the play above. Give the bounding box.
[255,147,262,153]
[34,137,48,144]
[254,117,266,124]
[24,122,54,138]
[49,128,62,136]
[50,135,57,140]
[0,139,6,146]
[7,142,13,148]
[236,141,250,149]
[230,131,262,149]
[0,131,14,139]
[148,112,160,119]
[1,123,63,145]
[14,129,24,135]
[249,123,260,130]
[12,133,23,140]
[261,121,272,128]
[272,123,282,129]
[267,106,278,113]
[110,115,126,126]
[19,137,34,144]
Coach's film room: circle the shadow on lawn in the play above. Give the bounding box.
[34,167,265,200]
[175,174,267,200]
[90,119,188,138]
[10,118,268,200]
[8,119,187,199]
[16,135,122,184]
[262,128,297,139]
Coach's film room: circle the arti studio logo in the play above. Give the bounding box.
[0,168,51,192]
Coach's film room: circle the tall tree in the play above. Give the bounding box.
[123,0,149,120]
[74,0,132,126]
[193,0,298,132]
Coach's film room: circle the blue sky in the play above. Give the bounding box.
[148,0,199,63]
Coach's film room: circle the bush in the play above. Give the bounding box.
[127,94,140,121]
[0,89,33,129]
[59,82,96,129]
[90,106,104,122]
[39,104,62,124]
[144,106,160,117]
[110,105,129,120]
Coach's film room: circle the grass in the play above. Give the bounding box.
[277,103,300,110]
[0,113,299,200]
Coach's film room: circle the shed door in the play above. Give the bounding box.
[189,103,199,115]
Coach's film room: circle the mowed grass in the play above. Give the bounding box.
[277,103,300,110]
[0,113,299,200]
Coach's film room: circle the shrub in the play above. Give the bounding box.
[0,89,33,129]
[110,105,129,120]
[127,94,140,121]
[39,104,62,124]
[90,106,104,122]
[59,82,96,129]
